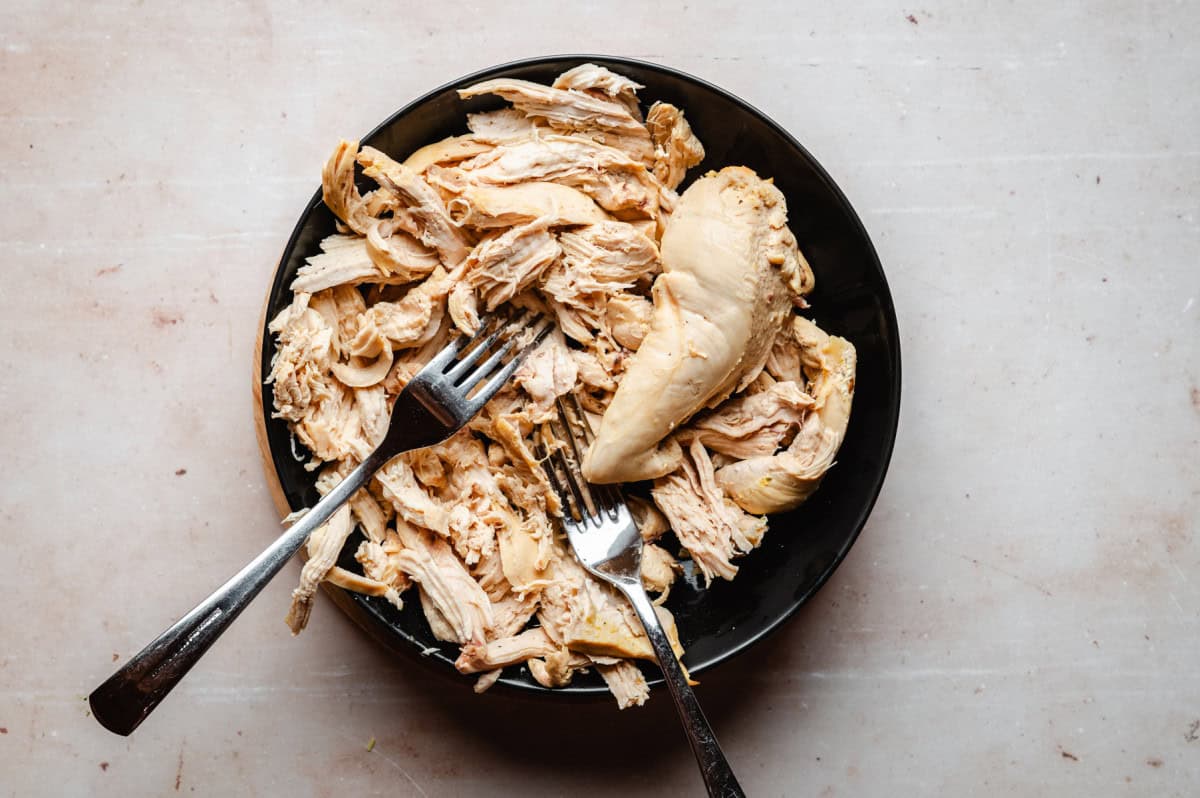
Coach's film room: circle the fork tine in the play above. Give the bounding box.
[422,311,505,374]
[536,426,587,522]
[442,312,520,383]
[560,393,622,516]
[464,317,553,407]
[568,392,597,444]
[533,437,572,521]
[550,443,590,523]
[556,395,615,520]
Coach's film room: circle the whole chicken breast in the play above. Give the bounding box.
[583,166,813,483]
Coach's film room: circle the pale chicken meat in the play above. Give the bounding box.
[552,63,644,120]
[716,318,856,514]
[269,64,854,709]
[652,438,767,583]
[691,379,814,459]
[446,182,608,229]
[357,146,473,266]
[364,218,442,283]
[540,220,660,344]
[321,139,379,235]
[466,108,543,142]
[605,293,653,350]
[583,166,814,484]
[291,234,427,295]
[461,219,562,314]
[597,661,651,709]
[285,502,354,634]
[402,135,494,174]
[431,135,666,220]
[392,521,493,645]
[459,77,654,164]
[645,102,706,191]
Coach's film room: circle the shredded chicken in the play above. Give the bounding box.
[269,64,854,709]
[653,438,767,583]
[645,102,706,191]
[459,77,654,164]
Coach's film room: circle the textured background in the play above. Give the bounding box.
[1,1,1197,795]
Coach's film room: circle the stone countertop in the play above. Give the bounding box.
[2,2,1197,795]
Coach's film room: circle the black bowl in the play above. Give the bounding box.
[256,55,901,696]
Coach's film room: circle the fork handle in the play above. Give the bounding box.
[88,449,385,736]
[620,585,746,798]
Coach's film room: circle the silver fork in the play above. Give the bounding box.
[541,396,745,798]
[89,311,552,736]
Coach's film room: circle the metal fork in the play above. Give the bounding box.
[540,396,745,798]
[89,311,552,736]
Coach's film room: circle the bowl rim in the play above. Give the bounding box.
[253,53,902,697]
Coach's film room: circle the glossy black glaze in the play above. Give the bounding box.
[259,55,901,696]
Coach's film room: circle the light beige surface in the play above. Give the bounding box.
[2,1,1198,796]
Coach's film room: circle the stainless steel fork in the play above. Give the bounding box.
[541,396,745,798]
[90,311,551,736]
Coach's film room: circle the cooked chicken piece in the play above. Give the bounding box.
[488,414,563,516]
[455,627,558,674]
[408,447,447,490]
[374,455,448,535]
[716,319,856,514]
[528,648,590,688]
[628,495,671,542]
[459,78,653,164]
[365,217,442,283]
[460,220,562,313]
[290,234,416,295]
[357,146,473,266]
[645,102,706,191]
[308,284,366,357]
[437,135,664,220]
[597,660,650,709]
[447,279,480,334]
[350,486,390,544]
[466,108,543,142]
[355,529,413,599]
[652,438,767,583]
[284,502,353,634]
[583,166,814,483]
[393,521,493,645]
[437,430,552,593]
[283,384,385,468]
[330,331,392,389]
[605,293,653,350]
[690,379,814,459]
[575,346,623,393]
[552,63,644,120]
[473,669,503,693]
[322,139,380,235]
[486,584,541,638]
[322,564,403,609]
[469,543,509,602]
[446,182,608,229]
[512,331,578,423]
[352,265,455,356]
[564,569,684,661]
[500,503,557,592]
[534,544,588,646]
[269,293,388,466]
[641,542,680,597]
[540,221,660,344]
[434,431,509,566]
[268,292,334,424]
[403,135,494,174]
